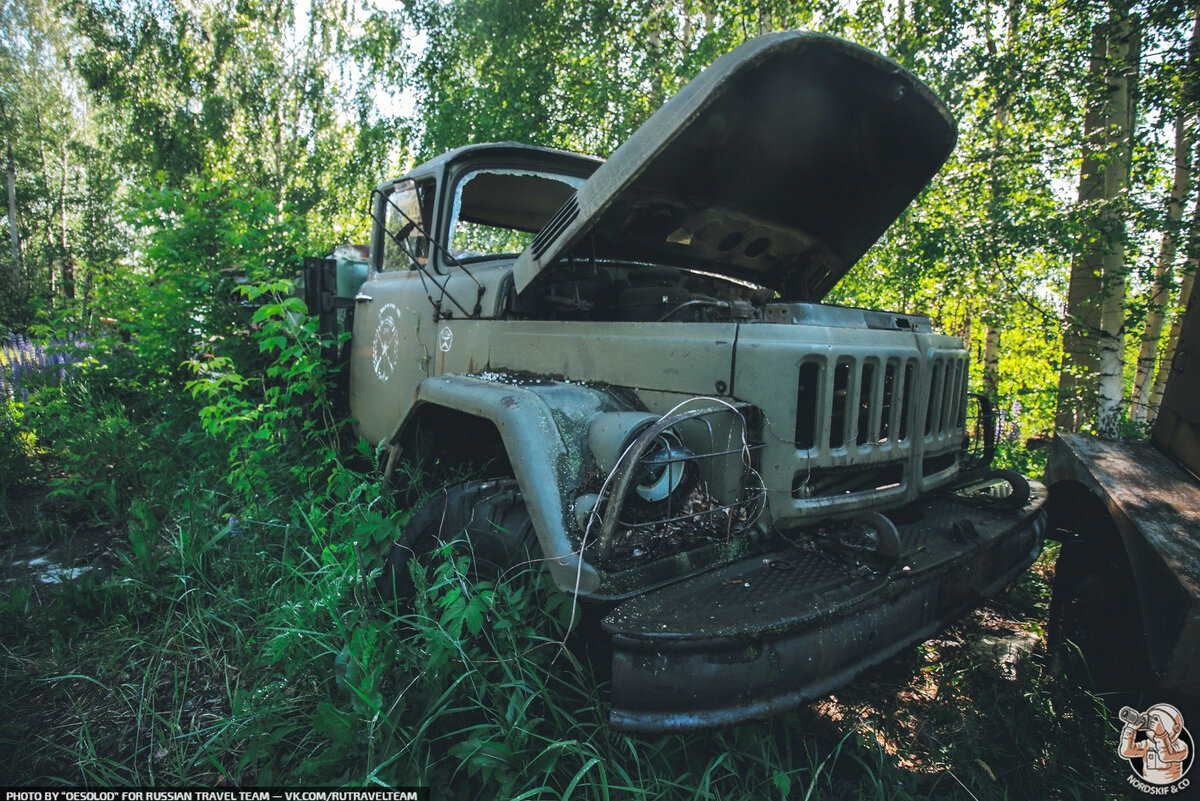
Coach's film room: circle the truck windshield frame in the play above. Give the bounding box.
[443,167,585,268]
[379,178,435,274]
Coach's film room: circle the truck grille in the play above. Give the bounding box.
[923,354,967,438]
[920,353,968,477]
[795,356,920,452]
[791,349,968,507]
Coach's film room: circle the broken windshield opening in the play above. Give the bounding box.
[447,169,584,261]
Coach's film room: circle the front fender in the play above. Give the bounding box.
[407,374,628,596]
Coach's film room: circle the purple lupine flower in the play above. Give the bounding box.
[0,330,94,397]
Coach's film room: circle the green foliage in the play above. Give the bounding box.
[0,514,1128,796]
[112,175,303,385]
[0,396,35,498]
[187,280,341,507]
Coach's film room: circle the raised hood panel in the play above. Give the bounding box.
[513,32,957,301]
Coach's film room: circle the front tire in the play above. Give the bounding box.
[379,479,537,607]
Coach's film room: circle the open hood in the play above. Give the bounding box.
[513,32,957,301]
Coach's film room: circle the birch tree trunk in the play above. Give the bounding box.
[0,96,21,294]
[1056,29,1107,432]
[1130,8,1198,424]
[1148,198,1200,420]
[1131,115,1192,423]
[982,0,1018,402]
[5,150,19,291]
[983,321,1002,396]
[757,0,772,35]
[59,143,73,299]
[1095,8,1139,439]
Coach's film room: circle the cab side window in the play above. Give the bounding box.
[381,179,435,272]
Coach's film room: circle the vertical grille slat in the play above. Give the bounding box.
[899,360,915,442]
[795,361,821,450]
[829,359,852,449]
[924,360,941,436]
[856,361,875,447]
[879,361,896,443]
[938,360,952,434]
[946,358,965,432]
[956,358,969,428]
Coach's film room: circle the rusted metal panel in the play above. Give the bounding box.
[1045,433,1200,692]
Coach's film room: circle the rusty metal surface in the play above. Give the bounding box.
[1045,433,1200,693]
[602,484,1046,731]
[1047,434,1200,598]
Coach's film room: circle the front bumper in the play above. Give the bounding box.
[602,481,1047,732]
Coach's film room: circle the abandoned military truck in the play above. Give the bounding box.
[302,31,1047,731]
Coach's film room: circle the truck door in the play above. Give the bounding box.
[350,179,439,445]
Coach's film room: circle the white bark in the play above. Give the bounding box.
[983,322,1001,397]
[1,97,20,294]
[5,141,19,292]
[757,2,772,35]
[1131,113,1192,423]
[981,0,1017,403]
[1148,201,1200,421]
[1130,8,1198,424]
[1095,9,1138,439]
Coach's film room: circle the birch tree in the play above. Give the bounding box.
[981,0,1020,400]
[1,95,20,295]
[1057,3,1140,437]
[1148,194,1200,420]
[1131,6,1199,425]
[1094,6,1139,438]
[1055,27,1108,433]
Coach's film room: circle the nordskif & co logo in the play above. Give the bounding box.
[1119,703,1193,794]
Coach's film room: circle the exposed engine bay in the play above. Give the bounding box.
[509,258,771,322]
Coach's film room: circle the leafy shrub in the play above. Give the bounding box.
[0,395,35,499]
[187,280,345,511]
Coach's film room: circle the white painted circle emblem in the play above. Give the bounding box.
[438,326,454,353]
[372,303,402,382]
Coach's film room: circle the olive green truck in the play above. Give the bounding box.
[302,32,1047,731]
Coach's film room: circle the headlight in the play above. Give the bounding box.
[589,412,696,504]
[632,429,692,503]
